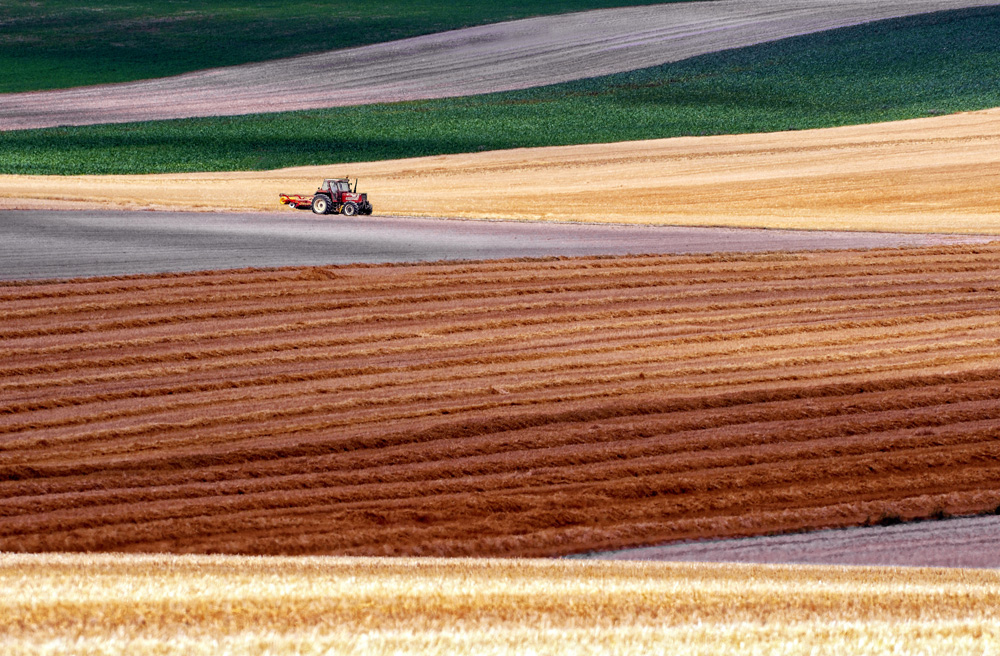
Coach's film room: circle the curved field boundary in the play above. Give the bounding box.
[586,514,1000,567]
[2,554,998,655]
[2,245,1000,557]
[3,108,1000,234]
[2,0,997,131]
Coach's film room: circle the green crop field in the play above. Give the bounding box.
[0,0,684,94]
[2,6,999,175]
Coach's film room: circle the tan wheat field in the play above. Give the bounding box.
[3,108,1000,233]
[1,553,997,655]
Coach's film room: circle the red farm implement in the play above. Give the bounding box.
[280,178,373,216]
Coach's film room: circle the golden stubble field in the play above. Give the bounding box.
[2,553,998,656]
[3,109,1000,233]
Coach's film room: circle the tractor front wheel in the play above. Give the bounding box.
[311,195,331,214]
[342,202,359,217]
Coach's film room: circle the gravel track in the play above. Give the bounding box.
[0,210,987,280]
[2,0,996,130]
[3,246,1000,556]
[586,514,1000,567]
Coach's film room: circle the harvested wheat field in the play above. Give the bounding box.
[4,109,1000,234]
[2,553,998,656]
[3,243,1000,557]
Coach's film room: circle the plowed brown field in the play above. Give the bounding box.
[3,244,1000,557]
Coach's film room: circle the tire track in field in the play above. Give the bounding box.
[1,0,996,130]
[2,244,1000,556]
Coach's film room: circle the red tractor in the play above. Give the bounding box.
[280,178,373,216]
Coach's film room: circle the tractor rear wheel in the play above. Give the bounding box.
[311,195,331,214]
[342,202,359,217]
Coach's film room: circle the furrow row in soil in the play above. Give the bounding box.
[2,245,999,556]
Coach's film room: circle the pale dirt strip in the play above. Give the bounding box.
[2,0,996,130]
[3,109,1000,234]
[1,554,998,656]
[1,211,986,281]
[587,514,1000,567]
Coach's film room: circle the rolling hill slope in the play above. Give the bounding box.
[3,108,999,234]
[2,0,996,131]
[0,0,681,94]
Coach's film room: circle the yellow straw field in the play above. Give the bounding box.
[3,109,1000,234]
[1,553,998,656]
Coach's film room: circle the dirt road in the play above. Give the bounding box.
[0,210,985,280]
[2,0,995,130]
[587,514,1000,567]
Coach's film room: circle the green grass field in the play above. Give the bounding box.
[0,0,682,94]
[2,6,999,175]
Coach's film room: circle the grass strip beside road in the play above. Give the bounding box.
[2,6,999,175]
[0,0,684,94]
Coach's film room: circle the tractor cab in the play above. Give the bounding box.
[319,179,353,195]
